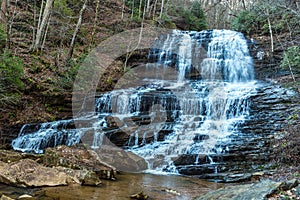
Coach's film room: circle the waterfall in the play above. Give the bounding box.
[130,30,255,173]
[12,29,257,177]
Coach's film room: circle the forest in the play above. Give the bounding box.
[0,0,299,121]
[0,0,300,199]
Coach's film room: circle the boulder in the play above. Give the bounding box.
[1,195,14,200]
[0,159,69,187]
[0,150,41,164]
[196,179,282,200]
[54,166,101,186]
[96,145,148,172]
[43,145,117,180]
[55,167,102,186]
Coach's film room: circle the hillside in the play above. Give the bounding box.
[0,0,299,144]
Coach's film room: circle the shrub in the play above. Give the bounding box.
[187,1,208,31]
[167,1,208,31]
[280,46,300,71]
[232,3,300,35]
[0,52,24,106]
[0,52,24,90]
[54,0,75,17]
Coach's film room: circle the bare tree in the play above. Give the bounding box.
[131,0,135,19]
[1,0,9,49]
[65,0,88,64]
[89,0,100,51]
[33,0,54,51]
[124,3,146,72]
[138,0,142,19]
[0,0,8,22]
[159,0,165,18]
[121,0,125,19]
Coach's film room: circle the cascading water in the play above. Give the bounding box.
[12,29,258,178]
[127,29,256,174]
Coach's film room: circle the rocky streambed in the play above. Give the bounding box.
[0,145,299,200]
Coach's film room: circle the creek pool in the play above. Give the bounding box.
[0,173,224,200]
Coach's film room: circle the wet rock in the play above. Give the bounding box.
[96,145,147,172]
[193,134,209,142]
[196,179,281,200]
[294,185,300,197]
[196,172,253,183]
[17,194,34,200]
[280,179,299,191]
[80,170,102,186]
[0,150,23,163]
[162,188,181,196]
[105,116,124,129]
[223,173,252,183]
[105,127,134,146]
[0,159,69,187]
[130,191,149,200]
[43,145,117,180]
[54,167,101,186]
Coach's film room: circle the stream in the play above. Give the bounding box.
[0,173,223,200]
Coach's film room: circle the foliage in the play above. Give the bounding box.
[54,54,86,90]
[231,10,261,35]
[53,0,76,16]
[0,52,24,106]
[183,8,207,31]
[167,1,208,31]
[232,2,300,35]
[0,52,24,90]
[280,46,300,71]
[157,13,176,29]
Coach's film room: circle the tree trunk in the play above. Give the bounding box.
[121,0,125,19]
[152,0,158,19]
[159,0,164,18]
[55,26,66,67]
[31,0,37,49]
[267,16,274,52]
[34,0,54,51]
[41,10,51,49]
[131,0,134,19]
[146,0,150,15]
[1,0,10,50]
[124,3,146,72]
[7,0,19,50]
[89,0,100,51]
[138,0,142,19]
[65,0,87,64]
[0,0,7,21]
[37,0,44,31]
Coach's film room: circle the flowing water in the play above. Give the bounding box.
[12,29,258,177]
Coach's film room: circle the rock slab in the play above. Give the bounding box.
[0,159,69,187]
[196,179,282,200]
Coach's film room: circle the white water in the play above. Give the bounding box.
[128,29,256,173]
[12,29,257,175]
